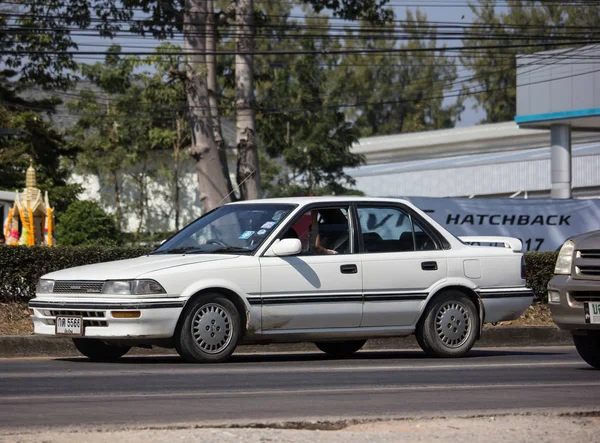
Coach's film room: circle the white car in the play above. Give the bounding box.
[30,197,533,362]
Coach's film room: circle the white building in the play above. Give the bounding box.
[347,121,600,199]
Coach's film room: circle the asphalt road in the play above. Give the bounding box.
[0,346,598,430]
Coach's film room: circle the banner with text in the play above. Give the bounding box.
[404,197,600,252]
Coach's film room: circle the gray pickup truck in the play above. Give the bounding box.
[548,231,600,369]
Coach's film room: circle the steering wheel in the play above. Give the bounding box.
[206,239,227,248]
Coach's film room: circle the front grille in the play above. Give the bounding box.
[48,310,105,318]
[53,281,104,294]
[577,266,600,276]
[580,250,600,259]
[571,291,600,302]
[39,309,108,328]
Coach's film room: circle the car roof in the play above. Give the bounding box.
[227,196,411,206]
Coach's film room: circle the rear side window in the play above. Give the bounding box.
[357,206,438,253]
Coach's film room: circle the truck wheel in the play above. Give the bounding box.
[175,294,241,363]
[315,340,367,358]
[573,331,600,369]
[416,291,478,358]
[72,338,130,362]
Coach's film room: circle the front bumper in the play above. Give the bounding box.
[29,297,186,339]
[548,275,600,331]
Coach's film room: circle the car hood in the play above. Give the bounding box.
[572,229,600,249]
[43,254,238,281]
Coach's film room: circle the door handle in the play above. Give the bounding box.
[340,264,358,274]
[421,261,438,271]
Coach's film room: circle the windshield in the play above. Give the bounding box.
[152,203,295,254]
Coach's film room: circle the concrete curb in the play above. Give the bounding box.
[0,326,572,358]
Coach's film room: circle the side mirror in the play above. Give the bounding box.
[272,238,302,257]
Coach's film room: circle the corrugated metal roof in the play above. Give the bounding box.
[347,142,600,198]
[348,142,600,177]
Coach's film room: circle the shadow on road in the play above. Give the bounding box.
[55,347,569,365]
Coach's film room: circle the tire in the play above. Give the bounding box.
[175,294,241,363]
[416,291,478,358]
[572,331,600,369]
[72,338,130,362]
[314,339,367,358]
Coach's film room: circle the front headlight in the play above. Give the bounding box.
[554,240,575,275]
[102,279,166,295]
[36,279,54,294]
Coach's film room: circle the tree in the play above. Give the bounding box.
[143,43,193,231]
[235,0,262,200]
[4,0,395,208]
[0,109,81,213]
[336,10,461,137]
[56,200,119,246]
[67,46,140,231]
[256,13,364,196]
[460,0,564,123]
[182,0,234,211]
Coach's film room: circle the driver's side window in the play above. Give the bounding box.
[281,207,351,255]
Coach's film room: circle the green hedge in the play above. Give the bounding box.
[524,251,558,303]
[0,246,558,303]
[0,246,152,302]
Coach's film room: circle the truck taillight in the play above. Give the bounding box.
[521,256,526,280]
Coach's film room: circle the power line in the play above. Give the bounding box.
[3,38,599,56]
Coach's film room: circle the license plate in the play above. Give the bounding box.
[55,316,83,335]
[584,303,600,324]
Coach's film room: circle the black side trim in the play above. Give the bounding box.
[249,293,427,305]
[262,295,363,305]
[478,291,533,299]
[29,300,186,310]
[364,293,427,302]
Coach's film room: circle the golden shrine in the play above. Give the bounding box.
[3,163,55,246]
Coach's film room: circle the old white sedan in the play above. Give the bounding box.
[30,197,533,362]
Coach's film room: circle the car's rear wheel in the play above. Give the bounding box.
[175,294,241,363]
[314,339,367,358]
[416,291,478,358]
[72,338,131,362]
[572,331,600,369]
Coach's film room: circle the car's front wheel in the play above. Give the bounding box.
[416,291,478,358]
[72,338,131,362]
[314,339,367,358]
[572,331,600,369]
[175,294,241,363]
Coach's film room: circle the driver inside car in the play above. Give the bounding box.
[311,209,349,255]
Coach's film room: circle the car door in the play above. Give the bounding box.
[356,204,447,327]
[259,205,363,331]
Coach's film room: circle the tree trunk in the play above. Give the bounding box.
[136,156,147,235]
[235,0,262,200]
[174,119,181,231]
[207,0,235,198]
[112,170,122,231]
[183,0,232,212]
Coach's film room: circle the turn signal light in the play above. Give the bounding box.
[111,311,141,319]
[28,308,34,316]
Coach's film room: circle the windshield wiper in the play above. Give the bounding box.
[209,246,253,254]
[152,246,206,254]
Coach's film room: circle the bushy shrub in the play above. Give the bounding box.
[55,200,119,246]
[0,247,559,303]
[0,245,152,302]
[524,252,558,303]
